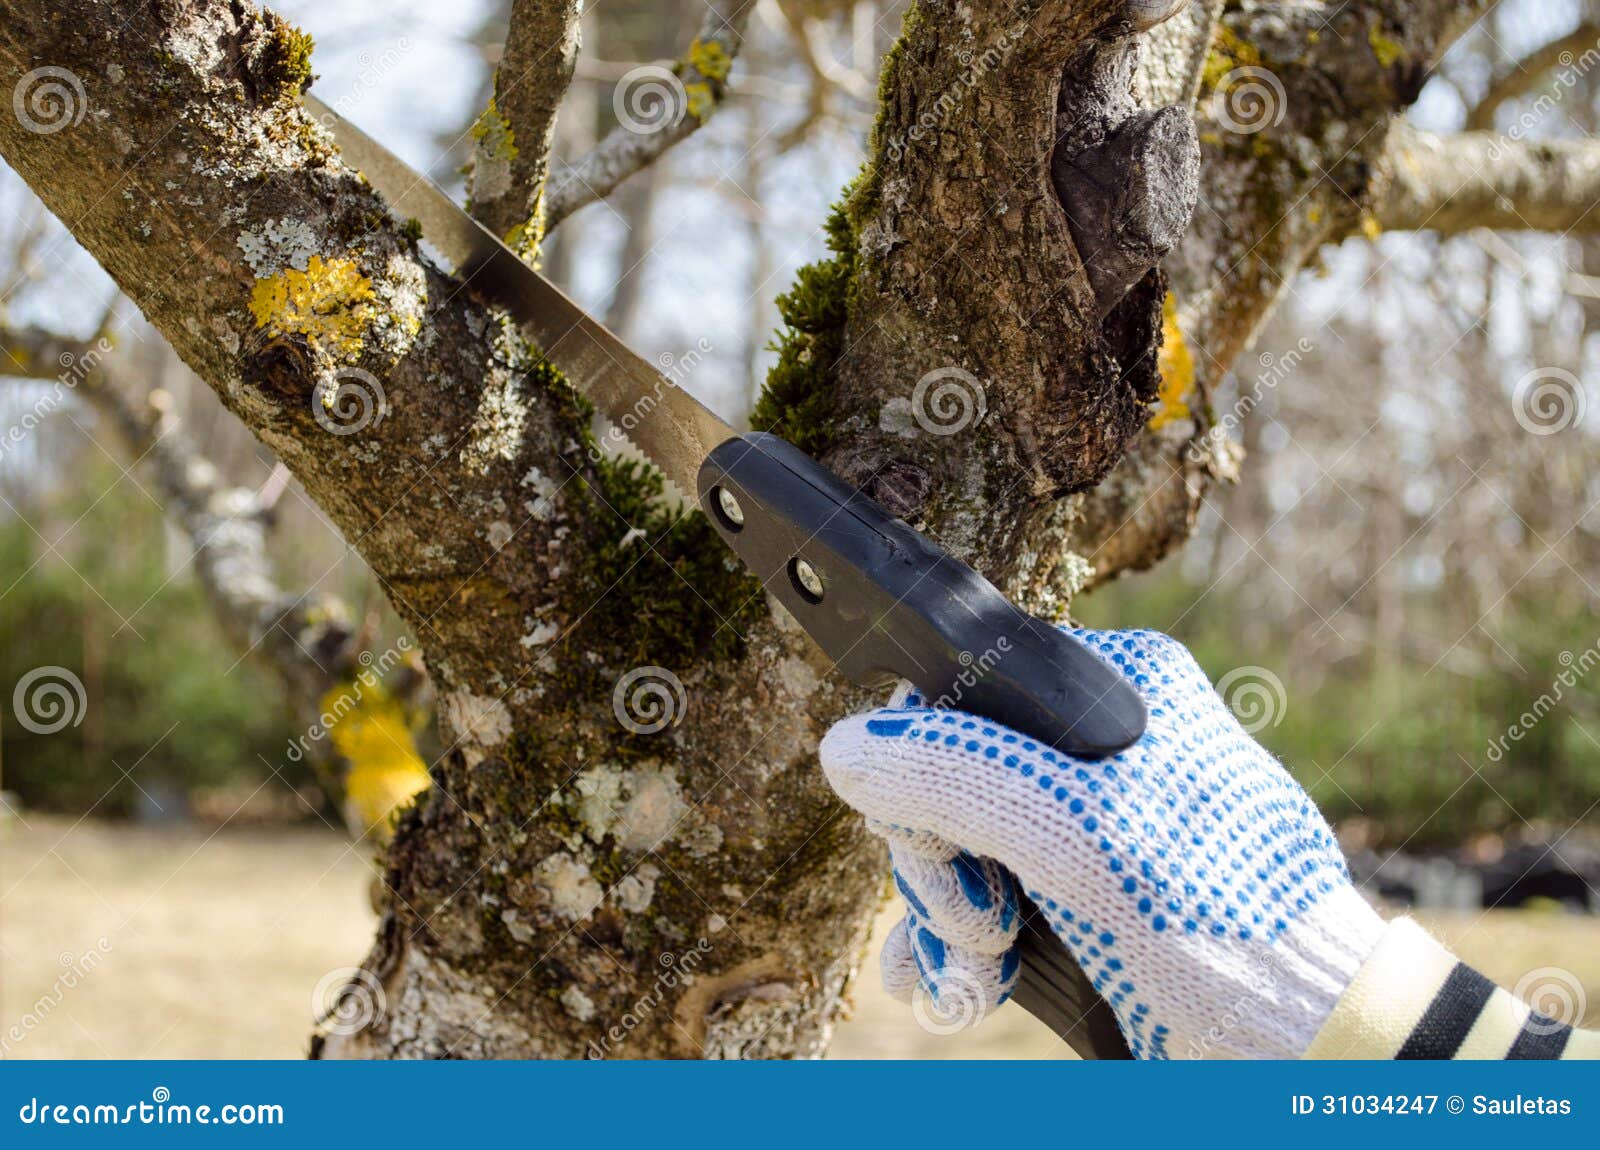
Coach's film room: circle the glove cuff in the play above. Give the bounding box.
[1303,917,1600,1060]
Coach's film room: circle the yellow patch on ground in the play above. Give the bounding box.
[249,255,374,358]
[1150,293,1195,431]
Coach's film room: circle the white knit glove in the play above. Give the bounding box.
[820,628,1387,1059]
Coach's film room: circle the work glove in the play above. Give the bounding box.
[820,628,1387,1059]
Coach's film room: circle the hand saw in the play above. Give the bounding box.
[306,95,1147,1059]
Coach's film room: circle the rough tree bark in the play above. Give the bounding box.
[3,0,1595,1058]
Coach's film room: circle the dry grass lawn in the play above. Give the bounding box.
[1,814,1595,1059]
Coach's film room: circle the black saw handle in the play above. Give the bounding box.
[697,432,1143,1059]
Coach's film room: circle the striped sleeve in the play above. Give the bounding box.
[1303,918,1599,1060]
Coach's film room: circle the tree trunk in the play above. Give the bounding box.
[0,0,1578,1057]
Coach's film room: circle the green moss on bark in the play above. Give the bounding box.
[749,204,859,458]
[565,455,767,677]
[258,17,316,97]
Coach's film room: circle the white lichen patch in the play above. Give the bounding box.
[612,863,659,913]
[533,852,604,923]
[236,216,318,277]
[439,689,512,759]
[560,985,597,1022]
[519,466,560,521]
[702,985,804,1059]
[612,766,691,853]
[164,21,226,73]
[569,762,695,855]
[519,616,560,649]
[368,253,428,360]
[500,908,536,945]
[209,317,240,355]
[878,396,921,439]
[777,656,820,700]
[681,821,724,859]
[486,520,514,550]
[459,364,527,475]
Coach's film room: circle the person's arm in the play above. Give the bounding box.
[1307,917,1597,1059]
[819,628,1596,1059]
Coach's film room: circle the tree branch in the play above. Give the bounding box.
[0,323,430,839]
[766,0,1193,579]
[1071,0,1497,586]
[544,0,756,228]
[467,0,583,256]
[1375,125,1600,235]
[1466,22,1600,132]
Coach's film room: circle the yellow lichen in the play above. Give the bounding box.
[249,255,374,358]
[323,681,431,839]
[504,187,546,264]
[1201,24,1263,92]
[1360,214,1383,240]
[470,97,518,163]
[1150,293,1195,431]
[1368,23,1406,68]
[684,81,715,122]
[687,37,733,82]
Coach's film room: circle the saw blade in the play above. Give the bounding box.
[304,94,737,495]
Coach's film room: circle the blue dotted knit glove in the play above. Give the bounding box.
[820,628,1386,1058]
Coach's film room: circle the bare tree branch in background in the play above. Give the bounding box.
[1376,125,1600,235]
[0,323,432,842]
[544,0,756,227]
[1466,20,1600,132]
